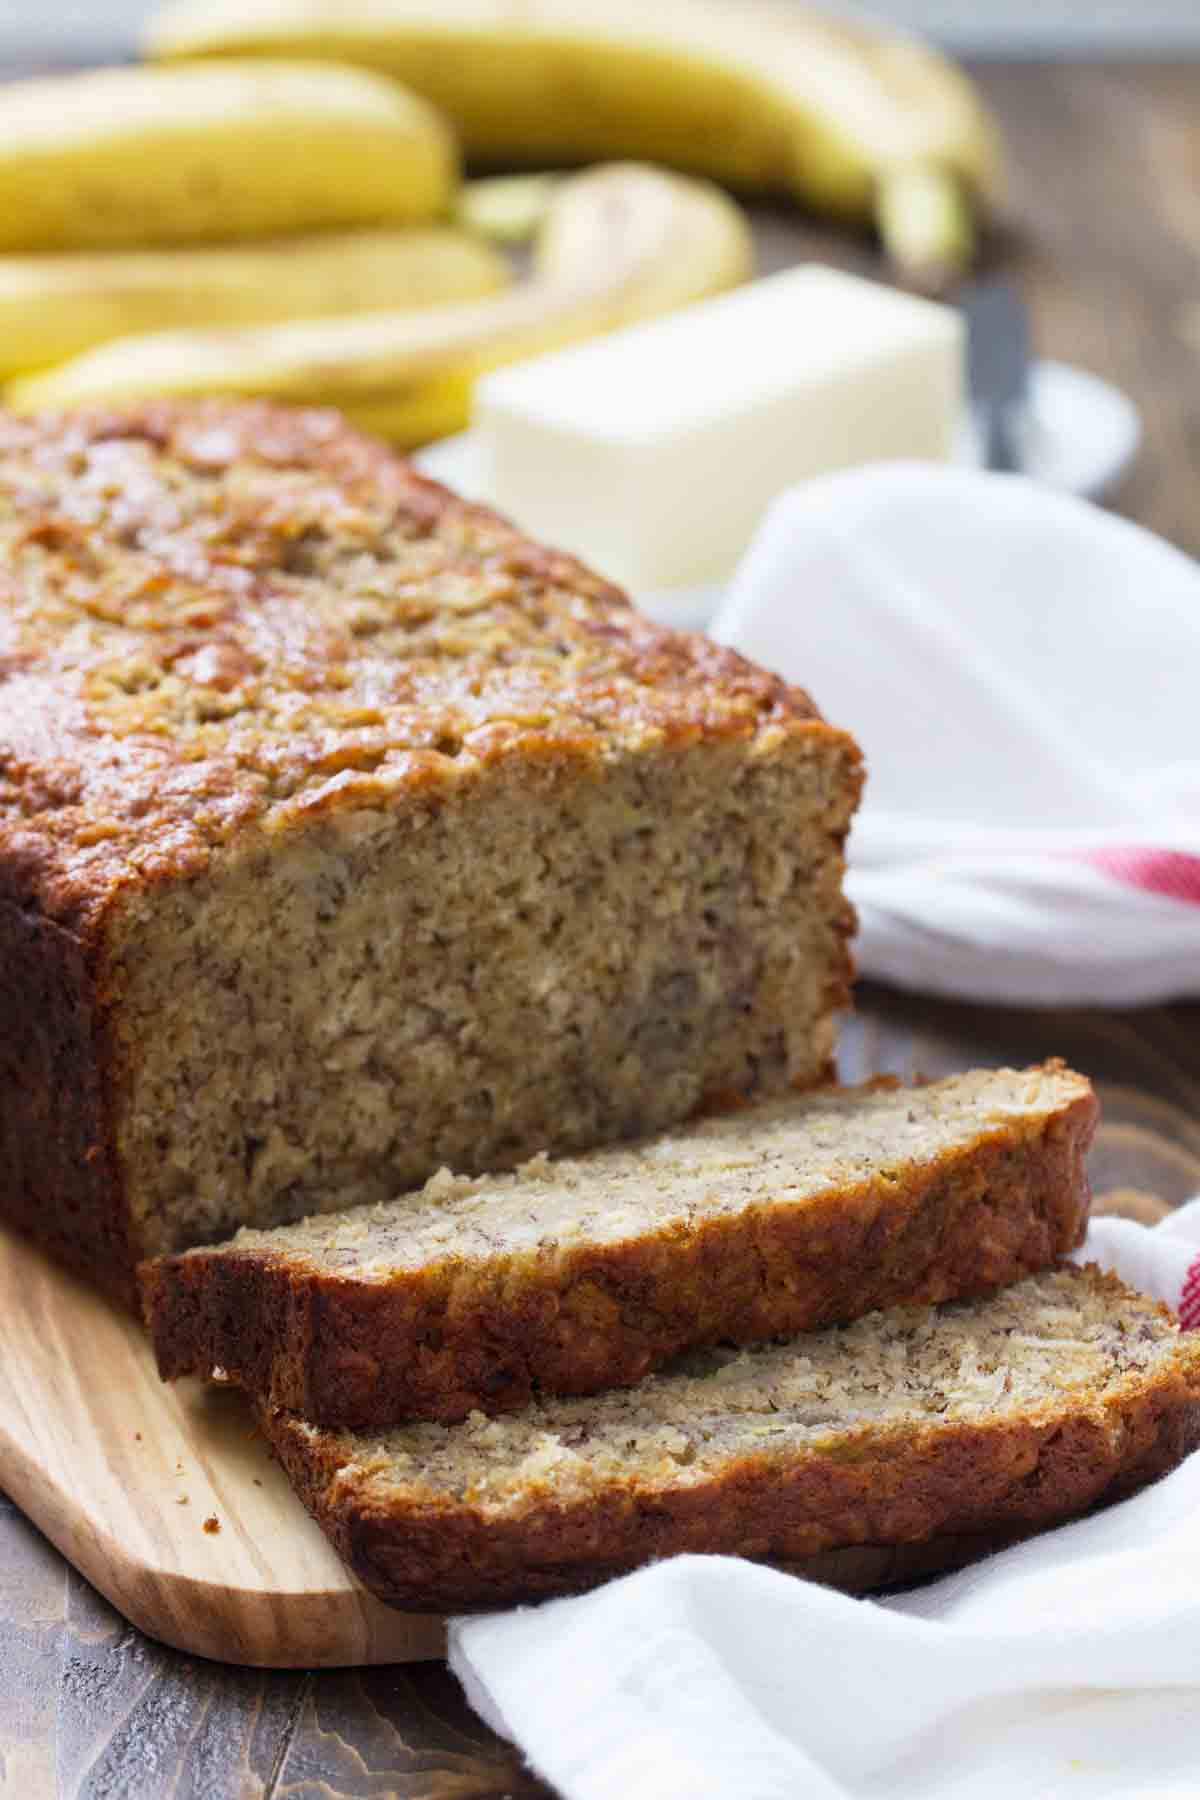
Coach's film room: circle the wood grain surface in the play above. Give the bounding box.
[0,1227,453,1669]
[0,55,1198,1800]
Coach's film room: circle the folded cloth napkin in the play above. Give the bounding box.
[708,464,1200,1006]
[450,1201,1200,1800]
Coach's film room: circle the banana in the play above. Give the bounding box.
[0,231,512,382]
[10,164,752,447]
[146,0,1004,283]
[456,174,562,247]
[0,61,456,252]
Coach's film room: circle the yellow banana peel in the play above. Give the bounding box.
[147,0,1005,282]
[0,230,511,382]
[0,60,456,252]
[10,164,753,447]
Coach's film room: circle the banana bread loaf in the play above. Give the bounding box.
[142,1063,1097,1426]
[259,1265,1200,1612]
[0,400,861,1306]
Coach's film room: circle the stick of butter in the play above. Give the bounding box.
[473,266,963,594]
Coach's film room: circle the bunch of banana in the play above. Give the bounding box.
[11,164,752,447]
[146,0,1005,284]
[0,60,455,251]
[0,230,510,382]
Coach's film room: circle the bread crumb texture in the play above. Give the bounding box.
[142,1064,1096,1427]
[0,400,861,1290]
[318,1268,1188,1508]
[226,1064,1091,1274]
[259,1266,1200,1609]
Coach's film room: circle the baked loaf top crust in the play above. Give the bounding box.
[261,1266,1200,1611]
[0,399,834,929]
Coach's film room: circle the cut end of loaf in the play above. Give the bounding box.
[117,724,857,1259]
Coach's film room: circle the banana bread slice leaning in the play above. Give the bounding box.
[0,399,861,1308]
[258,1265,1200,1612]
[142,1063,1098,1426]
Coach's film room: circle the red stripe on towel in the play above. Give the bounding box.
[1082,848,1200,907]
[1180,1258,1200,1332]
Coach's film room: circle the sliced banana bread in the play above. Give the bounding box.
[259,1265,1200,1612]
[142,1063,1097,1426]
[0,399,861,1307]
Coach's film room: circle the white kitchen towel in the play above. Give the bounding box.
[450,1201,1200,1800]
[708,464,1200,1006]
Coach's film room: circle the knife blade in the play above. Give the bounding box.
[962,278,1030,474]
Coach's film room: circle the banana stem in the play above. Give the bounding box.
[875,164,976,293]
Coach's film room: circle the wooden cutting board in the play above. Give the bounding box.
[0,1224,1044,1667]
[0,1224,447,1667]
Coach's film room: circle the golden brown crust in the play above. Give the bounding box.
[0,893,135,1304]
[142,1071,1098,1426]
[259,1314,1200,1613]
[0,398,840,933]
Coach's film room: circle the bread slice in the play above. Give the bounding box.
[258,1265,1200,1612]
[0,400,860,1307]
[142,1063,1097,1427]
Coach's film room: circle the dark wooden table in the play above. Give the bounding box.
[5,58,1200,1800]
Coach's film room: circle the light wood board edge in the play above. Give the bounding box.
[0,1226,445,1667]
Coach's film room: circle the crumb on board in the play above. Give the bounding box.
[134,1432,142,1442]
[176,1495,189,1506]
[253,1478,263,1488]
[203,1515,221,1535]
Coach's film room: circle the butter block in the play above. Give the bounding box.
[472,266,963,593]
